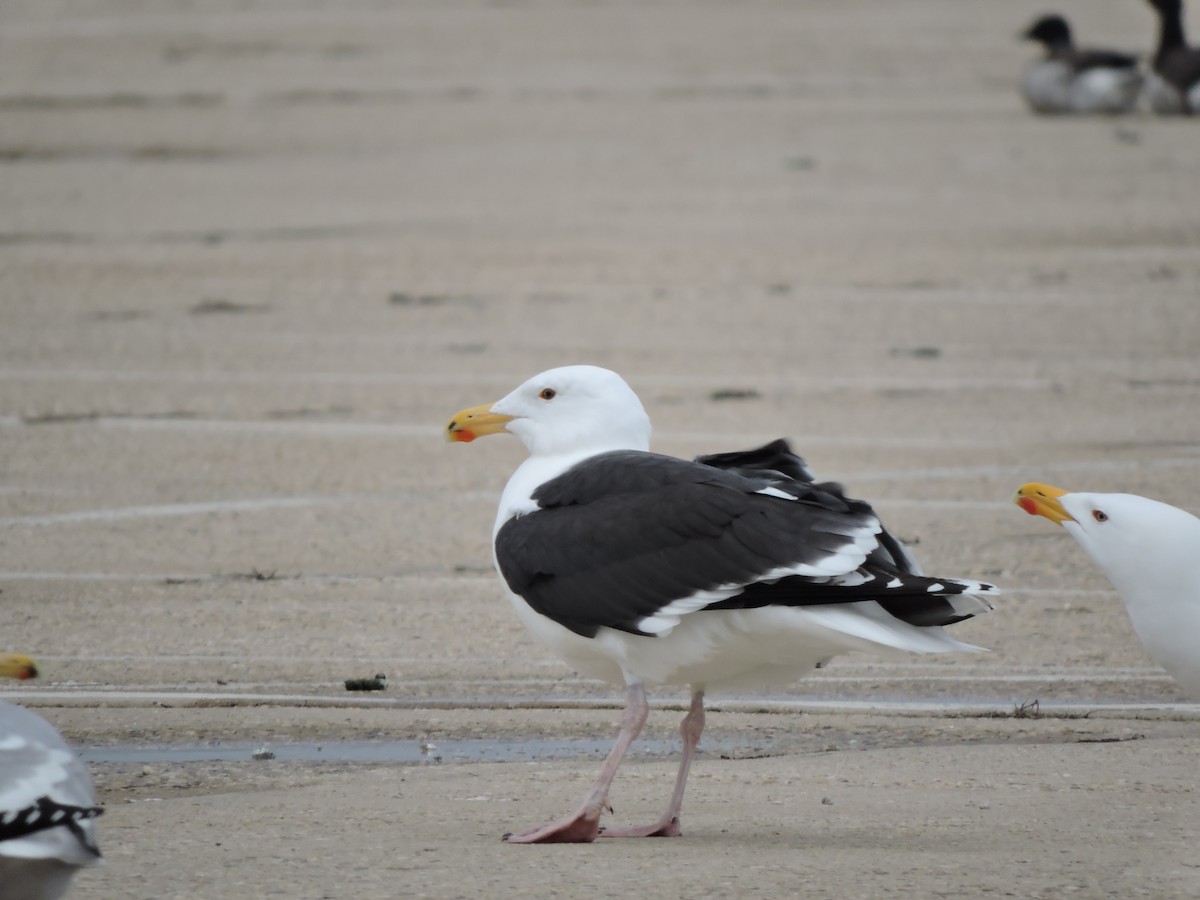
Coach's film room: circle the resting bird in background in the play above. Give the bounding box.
[1142,0,1200,112]
[1016,483,1200,700]
[1019,14,1143,114]
[1,664,103,899]
[448,365,998,843]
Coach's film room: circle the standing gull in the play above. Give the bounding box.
[448,365,998,843]
[1016,483,1200,699]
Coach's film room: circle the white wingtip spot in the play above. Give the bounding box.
[948,592,997,616]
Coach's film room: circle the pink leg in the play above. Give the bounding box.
[504,683,650,843]
[601,688,705,838]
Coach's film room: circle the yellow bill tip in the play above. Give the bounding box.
[0,653,39,680]
[446,402,514,444]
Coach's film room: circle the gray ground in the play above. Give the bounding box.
[2,1,1199,897]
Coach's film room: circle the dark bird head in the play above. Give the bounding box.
[1023,14,1073,48]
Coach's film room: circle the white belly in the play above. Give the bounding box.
[507,591,981,691]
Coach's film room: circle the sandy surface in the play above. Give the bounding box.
[2,0,1199,897]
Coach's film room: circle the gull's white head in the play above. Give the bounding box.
[446,365,651,457]
[1015,483,1200,595]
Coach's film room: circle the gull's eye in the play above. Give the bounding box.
[1092,509,1108,523]
[539,387,557,401]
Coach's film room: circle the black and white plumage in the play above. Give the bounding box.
[448,365,998,843]
[1020,14,1143,114]
[497,447,991,645]
[1142,0,1200,113]
[0,701,103,899]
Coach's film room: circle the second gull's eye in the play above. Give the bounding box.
[539,388,557,400]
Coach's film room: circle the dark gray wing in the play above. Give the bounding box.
[695,439,816,483]
[1072,48,1140,72]
[698,442,1000,626]
[496,450,993,638]
[698,439,923,577]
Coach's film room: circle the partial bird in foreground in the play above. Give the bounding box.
[1019,14,1143,114]
[1,662,103,900]
[448,365,998,843]
[1142,0,1200,112]
[1016,483,1200,701]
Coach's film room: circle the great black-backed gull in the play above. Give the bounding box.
[448,365,998,843]
[1016,482,1200,700]
[0,698,103,899]
[1019,14,1143,114]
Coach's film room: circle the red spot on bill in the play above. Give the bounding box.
[1017,497,1038,516]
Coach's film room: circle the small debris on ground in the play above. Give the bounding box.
[888,346,941,359]
[1012,699,1040,719]
[709,388,761,401]
[190,298,269,315]
[345,673,388,691]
